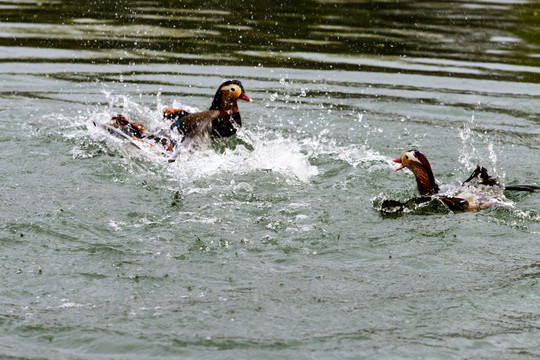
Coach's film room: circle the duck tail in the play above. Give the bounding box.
[504,185,540,192]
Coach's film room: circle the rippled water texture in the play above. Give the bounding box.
[1,0,539,359]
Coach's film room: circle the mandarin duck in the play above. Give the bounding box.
[164,80,252,142]
[382,149,539,213]
[107,80,252,160]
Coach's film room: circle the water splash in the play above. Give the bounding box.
[65,92,320,185]
[488,142,504,181]
[458,113,477,169]
[458,112,504,182]
[308,139,389,169]
[167,131,318,184]
[102,90,168,130]
[67,89,398,189]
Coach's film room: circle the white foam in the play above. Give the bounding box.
[68,95,319,184]
[68,91,398,187]
[301,136,391,168]
[167,130,319,184]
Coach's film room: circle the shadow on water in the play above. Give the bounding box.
[1,0,539,81]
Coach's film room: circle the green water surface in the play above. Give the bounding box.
[1,1,539,359]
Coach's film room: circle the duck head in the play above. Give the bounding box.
[210,80,252,111]
[394,149,439,196]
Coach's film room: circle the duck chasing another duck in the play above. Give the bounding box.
[381,149,539,213]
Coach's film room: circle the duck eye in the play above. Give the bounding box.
[405,155,409,160]
[230,87,236,92]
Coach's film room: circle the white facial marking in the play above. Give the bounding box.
[221,85,238,93]
[404,151,421,164]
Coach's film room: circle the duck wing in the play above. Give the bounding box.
[167,110,220,163]
[165,108,192,131]
[180,110,220,139]
[464,165,539,192]
[463,165,499,186]
[164,108,190,120]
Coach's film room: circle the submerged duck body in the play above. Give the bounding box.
[383,149,539,213]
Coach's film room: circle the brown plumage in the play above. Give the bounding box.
[381,149,539,214]
[164,80,252,142]
[105,80,252,160]
[393,150,439,196]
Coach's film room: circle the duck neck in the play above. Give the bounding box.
[409,162,439,196]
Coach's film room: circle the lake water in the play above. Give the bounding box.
[1,0,539,359]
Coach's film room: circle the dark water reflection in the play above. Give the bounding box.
[2,0,539,80]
